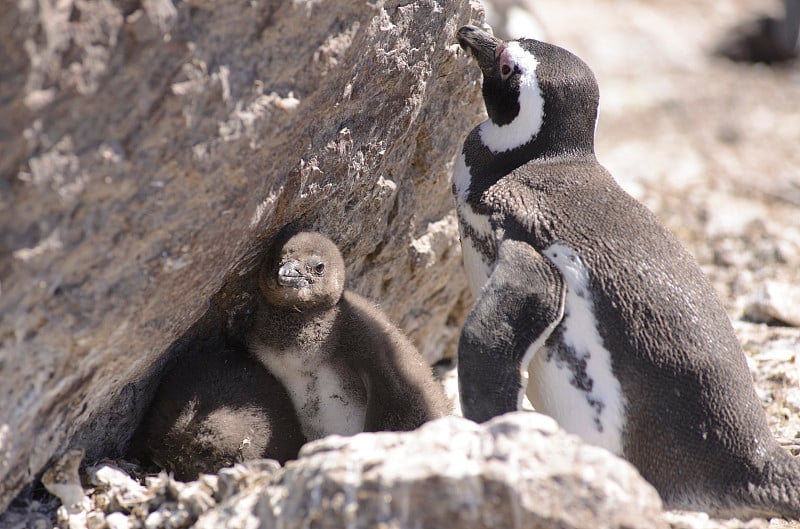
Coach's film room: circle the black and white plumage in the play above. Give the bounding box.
[132,335,305,481]
[247,231,450,442]
[453,24,800,518]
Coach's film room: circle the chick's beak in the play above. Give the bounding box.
[278,260,310,288]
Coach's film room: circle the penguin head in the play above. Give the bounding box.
[260,231,345,312]
[457,25,599,155]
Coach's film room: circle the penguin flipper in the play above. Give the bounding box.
[458,237,565,423]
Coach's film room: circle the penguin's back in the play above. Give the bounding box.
[491,158,777,504]
[134,339,305,480]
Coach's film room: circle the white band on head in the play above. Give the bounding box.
[478,42,544,154]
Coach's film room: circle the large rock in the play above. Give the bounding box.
[247,412,666,529]
[198,413,668,529]
[23,413,667,529]
[0,0,485,510]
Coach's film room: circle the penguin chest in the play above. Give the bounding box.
[457,208,494,297]
[452,153,496,296]
[525,243,627,457]
[254,345,367,441]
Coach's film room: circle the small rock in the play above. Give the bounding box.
[144,505,191,529]
[197,474,218,497]
[703,194,767,239]
[144,510,166,529]
[216,460,281,502]
[42,449,87,511]
[56,505,88,529]
[175,480,216,517]
[33,517,52,529]
[86,511,106,529]
[784,389,800,413]
[143,472,171,501]
[88,464,150,510]
[105,512,131,529]
[193,491,262,529]
[744,281,800,327]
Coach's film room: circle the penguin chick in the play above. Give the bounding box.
[453,24,800,519]
[132,336,305,481]
[247,231,450,441]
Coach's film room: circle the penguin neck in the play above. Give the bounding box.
[252,297,339,347]
[462,119,596,204]
[479,73,545,153]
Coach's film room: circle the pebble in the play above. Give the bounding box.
[744,281,800,327]
[105,512,131,529]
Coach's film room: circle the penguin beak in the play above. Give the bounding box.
[457,25,503,78]
[278,260,311,289]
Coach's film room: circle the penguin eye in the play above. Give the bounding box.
[500,64,513,79]
[313,262,325,275]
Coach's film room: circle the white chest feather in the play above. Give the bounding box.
[452,152,494,297]
[253,345,366,441]
[525,243,626,456]
[459,215,493,298]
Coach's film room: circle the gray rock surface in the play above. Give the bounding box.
[19,413,670,529]
[0,0,485,511]
[251,413,666,529]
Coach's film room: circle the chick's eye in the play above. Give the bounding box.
[314,263,325,275]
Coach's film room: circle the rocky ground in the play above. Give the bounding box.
[3,0,800,527]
